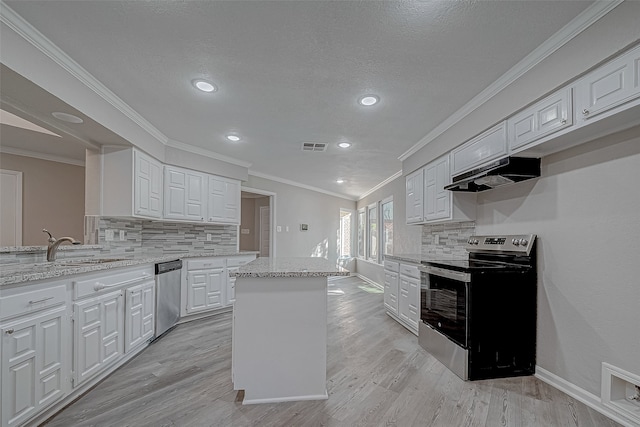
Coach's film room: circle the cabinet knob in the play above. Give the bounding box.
[561,118,567,125]
[582,109,589,115]
[5,329,14,334]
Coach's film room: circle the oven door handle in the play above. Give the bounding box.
[419,265,471,282]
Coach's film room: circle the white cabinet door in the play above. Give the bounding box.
[450,121,508,176]
[399,276,411,326]
[134,150,163,218]
[508,88,573,151]
[424,155,452,222]
[383,270,399,315]
[207,176,240,224]
[186,268,225,313]
[405,169,424,224]
[226,267,238,306]
[1,306,70,427]
[576,45,640,124]
[405,276,420,331]
[164,166,206,222]
[125,280,155,353]
[73,290,124,387]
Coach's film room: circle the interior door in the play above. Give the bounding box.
[0,169,22,246]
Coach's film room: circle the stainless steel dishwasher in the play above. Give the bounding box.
[154,259,183,340]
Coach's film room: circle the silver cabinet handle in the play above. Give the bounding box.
[582,109,589,115]
[29,296,54,304]
[5,329,14,334]
[561,118,567,124]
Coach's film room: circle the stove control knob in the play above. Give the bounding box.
[473,239,479,245]
[512,238,520,246]
[467,239,473,245]
[519,238,528,246]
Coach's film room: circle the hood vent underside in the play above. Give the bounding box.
[445,157,541,192]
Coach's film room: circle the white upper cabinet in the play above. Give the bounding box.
[164,166,206,222]
[424,154,451,222]
[405,168,424,224]
[207,176,240,224]
[450,121,508,176]
[101,147,164,220]
[508,87,573,152]
[133,150,163,218]
[575,45,640,124]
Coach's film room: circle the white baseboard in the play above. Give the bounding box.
[354,273,383,290]
[535,366,638,427]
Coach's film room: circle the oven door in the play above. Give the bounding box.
[420,266,470,348]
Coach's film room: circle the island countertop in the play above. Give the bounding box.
[232,257,349,278]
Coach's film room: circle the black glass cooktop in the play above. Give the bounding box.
[422,258,532,272]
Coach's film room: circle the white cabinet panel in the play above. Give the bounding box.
[508,88,573,151]
[450,121,507,176]
[424,155,452,222]
[207,176,240,224]
[134,150,163,218]
[383,270,399,316]
[405,168,424,224]
[576,45,640,124]
[73,290,124,387]
[186,267,224,314]
[164,166,206,222]
[1,306,69,427]
[125,280,155,353]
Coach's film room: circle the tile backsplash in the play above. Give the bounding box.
[422,221,475,258]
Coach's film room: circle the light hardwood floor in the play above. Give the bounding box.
[43,276,621,427]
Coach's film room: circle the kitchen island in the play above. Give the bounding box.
[230,257,348,405]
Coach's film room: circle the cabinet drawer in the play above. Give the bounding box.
[74,267,154,300]
[383,260,400,272]
[226,255,256,268]
[0,284,67,321]
[187,258,225,270]
[399,263,420,279]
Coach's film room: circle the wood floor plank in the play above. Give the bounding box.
[42,276,623,427]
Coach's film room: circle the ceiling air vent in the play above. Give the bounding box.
[301,142,328,152]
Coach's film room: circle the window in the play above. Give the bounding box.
[357,208,366,258]
[381,197,393,256]
[339,209,353,258]
[368,203,378,262]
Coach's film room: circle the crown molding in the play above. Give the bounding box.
[249,170,358,201]
[0,146,85,166]
[165,139,253,169]
[0,2,168,145]
[358,170,402,201]
[398,0,624,162]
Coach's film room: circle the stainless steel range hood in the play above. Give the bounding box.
[445,157,540,192]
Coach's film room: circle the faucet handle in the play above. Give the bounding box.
[42,229,56,243]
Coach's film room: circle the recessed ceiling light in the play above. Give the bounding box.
[193,79,217,93]
[337,142,352,149]
[336,179,345,184]
[358,95,379,106]
[226,134,241,142]
[51,111,83,124]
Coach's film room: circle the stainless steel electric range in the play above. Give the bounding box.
[418,234,537,381]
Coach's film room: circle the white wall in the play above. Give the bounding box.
[243,175,356,265]
[475,126,640,397]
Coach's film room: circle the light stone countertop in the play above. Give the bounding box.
[0,245,103,253]
[0,250,259,287]
[231,257,349,278]
[384,253,469,264]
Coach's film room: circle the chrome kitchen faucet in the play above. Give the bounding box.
[43,228,80,262]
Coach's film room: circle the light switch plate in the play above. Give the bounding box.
[241,229,250,234]
[105,229,114,242]
[276,226,282,232]
[207,233,212,241]
[119,230,125,241]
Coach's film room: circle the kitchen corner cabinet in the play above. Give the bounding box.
[0,279,71,427]
[405,169,424,224]
[164,165,207,222]
[207,175,240,224]
[383,260,399,316]
[185,258,225,314]
[508,87,573,152]
[450,121,508,176]
[575,44,640,125]
[101,147,163,219]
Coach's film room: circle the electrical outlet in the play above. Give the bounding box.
[119,230,125,241]
[207,233,212,241]
[286,226,289,232]
[276,226,282,232]
[434,234,440,245]
[105,229,114,242]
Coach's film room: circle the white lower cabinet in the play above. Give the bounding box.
[383,260,419,335]
[225,255,257,307]
[1,305,70,427]
[186,258,225,314]
[124,280,155,353]
[73,290,124,387]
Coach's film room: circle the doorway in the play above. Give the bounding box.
[0,169,23,246]
[240,188,275,257]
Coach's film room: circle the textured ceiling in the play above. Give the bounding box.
[3,1,593,199]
